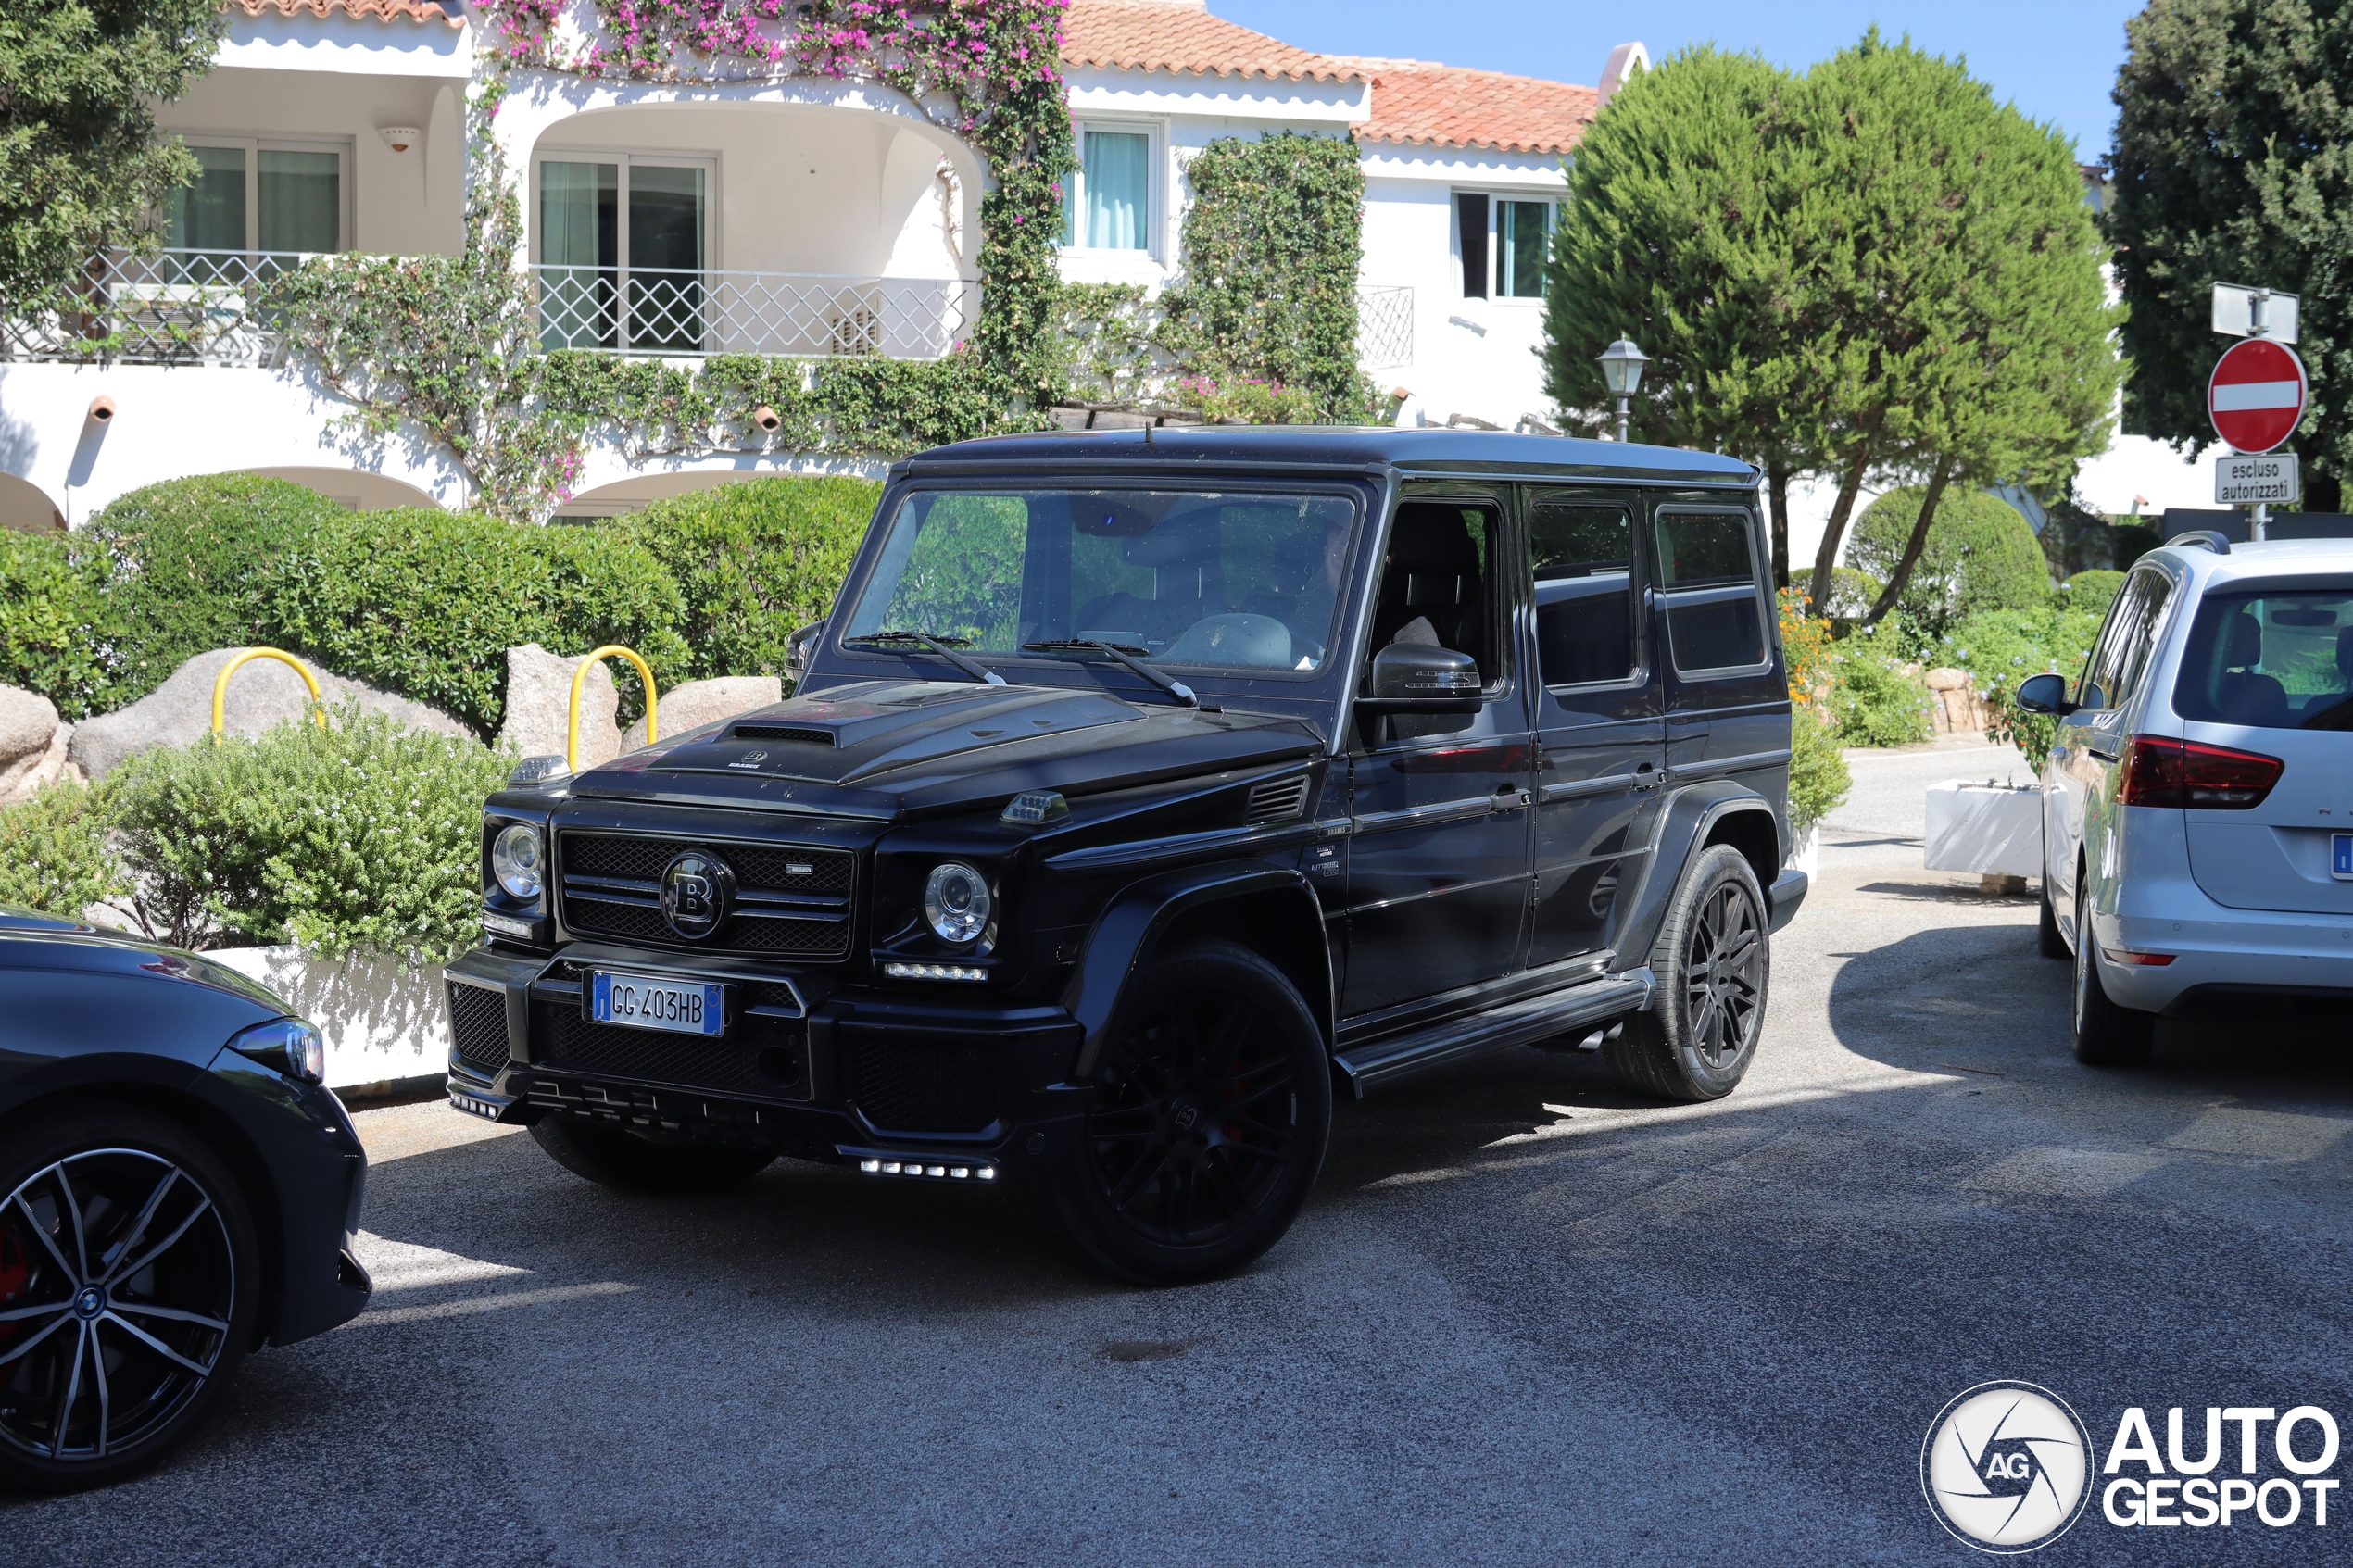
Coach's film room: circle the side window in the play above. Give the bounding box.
[1527,495,1636,686]
[2078,571,2166,710]
[2109,574,2175,706]
[1370,499,1500,684]
[1654,509,1767,673]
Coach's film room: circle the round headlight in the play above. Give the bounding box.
[922,861,992,946]
[492,823,544,898]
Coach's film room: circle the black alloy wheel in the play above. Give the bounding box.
[0,1110,257,1491]
[1053,939,1331,1284]
[1605,844,1770,1103]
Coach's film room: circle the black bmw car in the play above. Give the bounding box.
[0,909,371,1491]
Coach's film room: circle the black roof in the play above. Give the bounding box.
[900,426,1759,486]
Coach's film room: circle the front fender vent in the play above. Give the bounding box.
[731,724,834,746]
[1246,774,1312,826]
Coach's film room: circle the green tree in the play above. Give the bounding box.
[2107,0,2353,511]
[1794,33,2117,622]
[1542,46,1814,583]
[0,1,223,310]
[1847,487,2051,636]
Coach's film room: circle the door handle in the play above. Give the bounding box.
[1631,762,1660,792]
[1491,786,1533,812]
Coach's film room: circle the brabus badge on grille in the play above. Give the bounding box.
[659,849,736,939]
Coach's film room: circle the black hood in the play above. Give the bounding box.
[571,680,1325,819]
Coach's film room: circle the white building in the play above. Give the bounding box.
[0,0,1629,531]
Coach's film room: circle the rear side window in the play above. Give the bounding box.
[2173,588,2353,730]
[2080,569,2173,710]
[1654,509,1766,672]
[1528,497,1635,686]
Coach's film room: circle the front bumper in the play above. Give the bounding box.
[443,945,1089,1180]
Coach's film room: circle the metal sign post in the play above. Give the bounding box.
[2211,283,2306,541]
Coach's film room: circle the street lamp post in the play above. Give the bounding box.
[1596,333,1648,443]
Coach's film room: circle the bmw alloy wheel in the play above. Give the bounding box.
[0,1149,235,1467]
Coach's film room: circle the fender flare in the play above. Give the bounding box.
[1063,862,1330,1082]
[1611,782,1782,972]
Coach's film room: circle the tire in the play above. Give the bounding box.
[1604,844,1769,1103]
[1051,938,1332,1285]
[2071,877,2153,1067]
[528,1119,776,1197]
[0,1107,259,1493]
[2037,874,2069,960]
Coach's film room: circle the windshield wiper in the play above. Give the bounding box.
[1023,639,1217,712]
[842,629,1006,686]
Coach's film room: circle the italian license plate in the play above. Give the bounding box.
[2334,833,2353,881]
[590,972,725,1036]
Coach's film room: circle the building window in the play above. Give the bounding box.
[534,152,713,353]
[1455,192,1557,301]
[1061,126,1151,251]
[168,139,348,257]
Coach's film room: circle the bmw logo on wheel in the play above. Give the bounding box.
[659,850,736,939]
[1922,1381,2094,1553]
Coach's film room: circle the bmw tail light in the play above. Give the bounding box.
[2118,734,2284,809]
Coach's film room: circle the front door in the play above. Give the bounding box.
[1521,488,1666,970]
[1340,493,1535,1018]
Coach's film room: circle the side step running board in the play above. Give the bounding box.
[1331,972,1655,1099]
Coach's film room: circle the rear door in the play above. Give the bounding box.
[1654,503,1784,793]
[2172,580,2353,915]
[2047,568,2172,927]
[1521,486,1665,971]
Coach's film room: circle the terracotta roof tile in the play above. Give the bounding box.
[224,0,465,27]
[1350,59,1598,155]
[1063,0,1363,84]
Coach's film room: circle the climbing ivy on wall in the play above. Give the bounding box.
[268,1,1073,522]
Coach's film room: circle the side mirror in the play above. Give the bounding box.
[1358,643,1482,714]
[2013,671,2076,716]
[785,619,825,679]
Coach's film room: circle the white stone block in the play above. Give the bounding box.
[1923,781,2044,877]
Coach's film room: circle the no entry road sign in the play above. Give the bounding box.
[2209,336,2308,454]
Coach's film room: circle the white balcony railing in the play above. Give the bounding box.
[0,249,311,367]
[0,250,980,367]
[1358,284,1415,370]
[530,265,977,360]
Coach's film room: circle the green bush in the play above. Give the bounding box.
[106,706,511,964]
[1830,627,1935,746]
[0,780,124,920]
[1788,704,1853,838]
[620,477,877,683]
[2058,570,2125,620]
[1847,487,2052,636]
[85,475,355,698]
[1940,603,2105,759]
[0,529,129,719]
[252,508,689,735]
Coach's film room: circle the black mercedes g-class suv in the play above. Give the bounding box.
[445,428,1806,1282]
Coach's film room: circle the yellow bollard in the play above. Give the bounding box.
[569,645,658,772]
[212,648,326,739]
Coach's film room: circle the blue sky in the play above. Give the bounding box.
[1218,2,2145,160]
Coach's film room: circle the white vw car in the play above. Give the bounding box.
[2019,534,2353,1063]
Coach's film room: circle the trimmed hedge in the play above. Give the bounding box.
[0,529,124,720]
[618,476,877,682]
[1848,487,2052,635]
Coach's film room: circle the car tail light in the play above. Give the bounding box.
[2117,734,2283,809]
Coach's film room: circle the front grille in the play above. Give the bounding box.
[731,724,834,746]
[447,982,509,1076]
[558,833,853,958]
[1247,774,1312,825]
[848,1034,999,1134]
[533,1002,809,1099]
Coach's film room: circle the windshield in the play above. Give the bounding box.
[841,488,1359,673]
[2174,588,2353,729]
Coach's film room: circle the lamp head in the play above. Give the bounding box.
[1597,334,1649,396]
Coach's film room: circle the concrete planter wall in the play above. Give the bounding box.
[208,946,447,1096]
[1788,825,1821,882]
[1923,782,2044,878]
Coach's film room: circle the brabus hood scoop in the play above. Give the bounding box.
[633,680,1145,784]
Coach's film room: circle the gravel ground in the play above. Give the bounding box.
[9,741,2351,1565]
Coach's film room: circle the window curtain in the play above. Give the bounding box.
[1080,131,1149,250]
[258,150,341,254]
[538,161,619,348]
[170,146,246,256]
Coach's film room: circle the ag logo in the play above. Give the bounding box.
[1922,1382,2093,1553]
[659,850,735,939]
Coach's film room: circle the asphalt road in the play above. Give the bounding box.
[11,742,2352,1565]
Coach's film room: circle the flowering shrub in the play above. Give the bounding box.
[1178,374,1324,425]
[0,782,124,922]
[1830,621,1934,746]
[1939,604,2104,758]
[1777,589,1833,709]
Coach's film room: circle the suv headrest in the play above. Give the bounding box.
[1123,508,1222,569]
[2338,623,2353,681]
[2224,605,2264,669]
[1386,503,1479,576]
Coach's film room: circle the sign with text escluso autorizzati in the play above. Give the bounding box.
[2216,452,2301,507]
